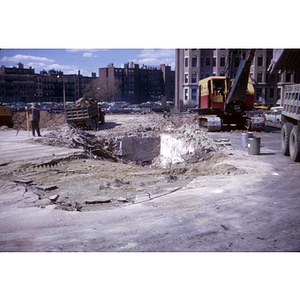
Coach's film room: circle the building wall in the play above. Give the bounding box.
[0,65,94,103]
[175,49,214,108]
[175,48,300,110]
[99,62,175,104]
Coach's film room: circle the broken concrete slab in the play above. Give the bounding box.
[115,135,160,163]
[13,179,33,184]
[36,185,58,191]
[85,199,111,205]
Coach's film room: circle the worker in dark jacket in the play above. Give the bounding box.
[26,104,41,137]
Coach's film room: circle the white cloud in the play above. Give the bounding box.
[83,52,94,57]
[0,54,55,64]
[0,54,81,74]
[66,49,103,53]
[135,49,175,69]
[138,49,174,59]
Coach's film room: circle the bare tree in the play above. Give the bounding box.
[84,78,120,102]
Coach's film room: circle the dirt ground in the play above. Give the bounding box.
[2,111,273,213]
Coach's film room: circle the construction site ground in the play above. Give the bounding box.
[0,112,300,253]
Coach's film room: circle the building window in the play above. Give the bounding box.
[213,58,216,67]
[206,58,210,66]
[270,88,274,98]
[184,88,188,100]
[192,57,197,67]
[277,88,281,100]
[220,57,225,67]
[192,89,197,101]
[270,73,275,82]
[185,74,188,83]
[286,73,291,82]
[258,57,263,66]
[185,58,188,67]
[257,73,263,83]
[256,88,262,100]
[192,73,197,83]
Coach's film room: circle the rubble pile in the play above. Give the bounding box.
[29,113,219,167]
[152,122,218,168]
[39,128,119,161]
[11,110,220,167]
[68,97,96,108]
[13,111,67,130]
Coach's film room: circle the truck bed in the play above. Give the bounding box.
[66,103,98,122]
[282,84,300,122]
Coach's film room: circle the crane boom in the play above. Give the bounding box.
[225,49,255,113]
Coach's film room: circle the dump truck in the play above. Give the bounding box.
[197,49,265,131]
[66,97,105,130]
[0,104,13,128]
[268,49,300,162]
[281,84,300,161]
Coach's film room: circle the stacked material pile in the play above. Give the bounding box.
[69,97,96,108]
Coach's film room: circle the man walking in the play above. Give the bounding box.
[26,104,41,137]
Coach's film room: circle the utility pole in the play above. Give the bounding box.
[63,80,66,109]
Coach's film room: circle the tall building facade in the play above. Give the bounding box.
[0,63,95,104]
[99,62,175,104]
[175,48,300,110]
[175,49,214,109]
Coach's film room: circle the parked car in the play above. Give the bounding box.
[254,103,269,110]
[151,105,170,112]
[187,106,199,113]
[264,109,282,123]
[128,105,142,113]
[106,107,131,114]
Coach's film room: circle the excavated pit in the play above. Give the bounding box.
[3,112,250,212]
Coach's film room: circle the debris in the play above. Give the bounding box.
[38,199,51,206]
[14,179,33,184]
[85,199,111,204]
[69,97,95,108]
[221,224,229,230]
[166,174,177,182]
[74,202,82,211]
[214,139,231,146]
[49,195,59,201]
[36,185,58,191]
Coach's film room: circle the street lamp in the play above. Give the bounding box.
[57,75,66,108]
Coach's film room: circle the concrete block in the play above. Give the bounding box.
[115,136,160,162]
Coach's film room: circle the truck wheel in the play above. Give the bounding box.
[281,122,293,156]
[289,126,300,162]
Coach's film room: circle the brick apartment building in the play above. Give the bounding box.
[0,62,94,104]
[175,49,300,110]
[99,62,175,104]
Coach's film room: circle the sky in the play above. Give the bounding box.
[0,49,175,77]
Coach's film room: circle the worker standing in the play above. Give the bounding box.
[26,104,41,137]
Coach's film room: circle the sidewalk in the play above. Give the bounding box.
[0,129,83,164]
